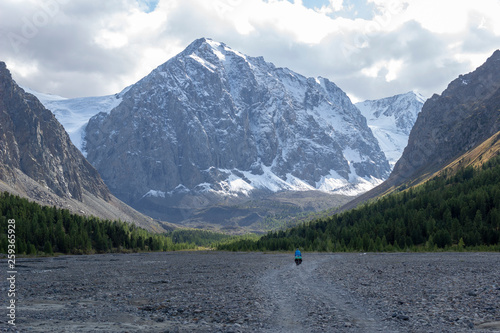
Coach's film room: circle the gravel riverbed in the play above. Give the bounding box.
[1,252,499,332]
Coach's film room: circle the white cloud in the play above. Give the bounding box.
[5,60,39,78]
[94,30,129,49]
[316,0,344,15]
[0,0,498,101]
[400,0,500,34]
[360,58,403,82]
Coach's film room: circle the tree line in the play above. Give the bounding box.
[166,229,233,247]
[218,156,500,252]
[0,192,227,255]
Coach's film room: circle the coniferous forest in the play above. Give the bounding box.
[218,156,500,252]
[0,192,234,255]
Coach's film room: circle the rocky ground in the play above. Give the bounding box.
[1,252,499,332]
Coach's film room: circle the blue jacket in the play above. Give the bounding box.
[295,249,301,257]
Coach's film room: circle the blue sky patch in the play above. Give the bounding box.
[137,0,159,13]
[286,0,376,20]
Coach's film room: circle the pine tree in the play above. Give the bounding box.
[44,241,53,255]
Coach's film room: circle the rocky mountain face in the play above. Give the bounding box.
[341,49,500,211]
[0,62,164,232]
[356,91,425,167]
[390,50,500,185]
[0,61,110,201]
[84,38,390,222]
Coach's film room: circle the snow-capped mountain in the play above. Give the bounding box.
[81,38,390,219]
[356,91,425,167]
[342,49,500,213]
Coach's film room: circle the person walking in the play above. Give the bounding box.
[294,248,302,265]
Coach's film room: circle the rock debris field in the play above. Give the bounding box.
[1,252,500,332]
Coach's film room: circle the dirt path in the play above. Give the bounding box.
[2,252,499,332]
[259,255,394,332]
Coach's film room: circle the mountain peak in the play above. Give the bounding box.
[188,38,247,63]
[180,38,228,57]
[201,37,223,49]
[407,90,426,103]
[489,49,500,61]
[83,38,390,223]
[184,37,221,51]
[0,61,13,85]
[156,38,252,77]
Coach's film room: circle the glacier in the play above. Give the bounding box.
[356,91,425,168]
[24,86,130,156]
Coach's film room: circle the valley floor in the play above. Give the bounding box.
[1,252,499,332]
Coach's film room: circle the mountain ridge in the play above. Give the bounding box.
[390,49,500,185]
[0,61,109,201]
[341,49,500,212]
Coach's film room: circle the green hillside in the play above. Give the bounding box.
[218,155,500,252]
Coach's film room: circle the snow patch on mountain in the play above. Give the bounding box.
[142,189,166,198]
[198,165,382,197]
[356,91,425,167]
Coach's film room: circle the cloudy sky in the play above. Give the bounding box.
[1,0,499,102]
